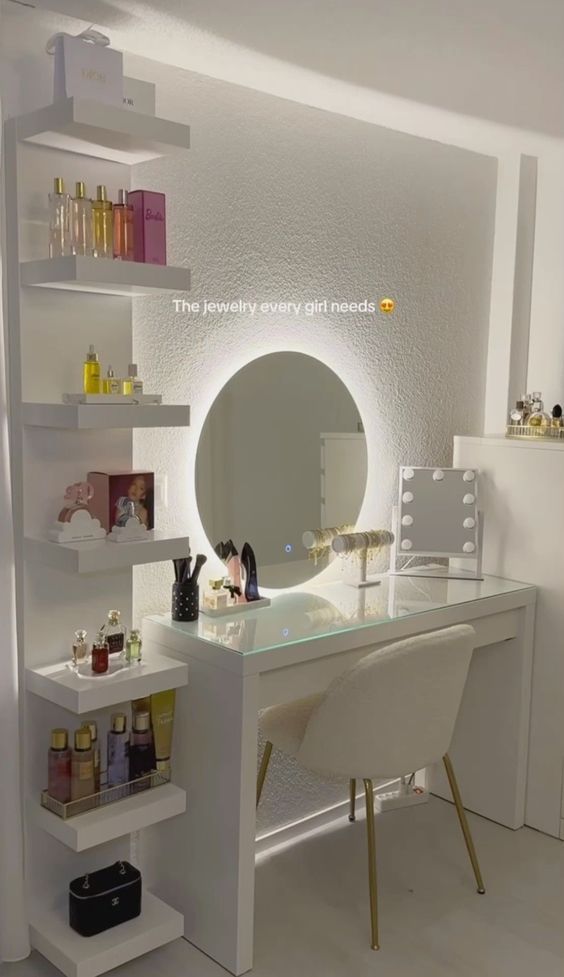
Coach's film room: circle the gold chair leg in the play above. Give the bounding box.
[443,754,486,894]
[363,778,380,950]
[256,741,273,808]
[349,778,356,822]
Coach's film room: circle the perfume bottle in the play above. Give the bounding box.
[129,710,156,787]
[107,713,129,787]
[101,609,127,655]
[83,345,101,394]
[58,482,94,523]
[48,177,70,258]
[72,629,89,669]
[81,720,100,792]
[70,727,95,801]
[509,400,525,425]
[113,189,134,260]
[528,394,551,428]
[121,364,143,397]
[103,366,120,395]
[125,629,142,664]
[70,181,93,256]
[203,578,229,611]
[552,404,563,429]
[92,185,113,258]
[91,631,109,674]
[48,728,71,803]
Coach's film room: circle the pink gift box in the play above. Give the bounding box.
[129,189,166,265]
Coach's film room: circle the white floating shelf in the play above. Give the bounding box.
[33,783,186,852]
[26,653,188,713]
[21,256,190,296]
[24,533,190,574]
[30,891,183,977]
[23,403,190,430]
[16,97,190,164]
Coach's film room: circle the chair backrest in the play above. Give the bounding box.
[297,624,476,779]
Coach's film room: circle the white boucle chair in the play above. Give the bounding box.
[256,624,484,950]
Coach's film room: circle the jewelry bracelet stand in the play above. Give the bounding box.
[332,530,395,588]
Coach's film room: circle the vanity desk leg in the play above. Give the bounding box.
[144,645,259,976]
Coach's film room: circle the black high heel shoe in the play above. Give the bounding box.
[241,542,260,601]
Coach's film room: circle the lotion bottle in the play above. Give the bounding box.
[70,727,95,801]
[48,728,71,803]
[107,713,130,787]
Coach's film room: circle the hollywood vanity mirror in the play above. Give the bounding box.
[195,352,367,588]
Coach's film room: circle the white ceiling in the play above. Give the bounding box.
[8,0,564,137]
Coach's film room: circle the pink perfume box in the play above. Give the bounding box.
[88,470,155,532]
[129,190,166,265]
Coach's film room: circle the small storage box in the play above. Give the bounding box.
[69,861,141,937]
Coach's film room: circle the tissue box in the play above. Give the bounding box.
[53,35,123,105]
[129,190,167,265]
[123,77,156,115]
[88,471,154,532]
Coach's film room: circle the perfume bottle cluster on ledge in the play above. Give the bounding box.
[71,610,141,675]
[63,346,162,406]
[506,392,564,440]
[49,470,155,544]
[44,691,176,818]
[49,178,166,264]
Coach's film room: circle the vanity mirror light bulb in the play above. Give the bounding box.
[403,468,414,480]
[463,517,476,529]
[432,469,444,481]
[402,491,414,504]
[401,515,413,527]
[401,539,413,550]
[463,470,476,482]
[463,541,476,553]
[463,493,475,505]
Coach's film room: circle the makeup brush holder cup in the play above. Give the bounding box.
[172,582,199,622]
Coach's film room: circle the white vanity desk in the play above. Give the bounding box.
[143,573,535,976]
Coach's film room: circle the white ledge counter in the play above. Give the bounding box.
[142,574,536,976]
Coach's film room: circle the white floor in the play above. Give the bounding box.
[2,797,563,977]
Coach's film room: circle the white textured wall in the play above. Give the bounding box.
[130,62,497,832]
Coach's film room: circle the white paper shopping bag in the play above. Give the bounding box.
[49,31,123,105]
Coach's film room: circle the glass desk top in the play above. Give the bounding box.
[150,574,534,657]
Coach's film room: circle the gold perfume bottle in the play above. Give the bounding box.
[121,363,143,397]
[70,181,93,256]
[83,345,101,394]
[103,366,120,395]
[92,185,113,258]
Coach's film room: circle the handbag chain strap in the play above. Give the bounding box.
[82,861,127,891]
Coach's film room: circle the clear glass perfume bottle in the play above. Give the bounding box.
[92,184,113,258]
[113,189,134,260]
[48,177,70,258]
[101,609,127,656]
[121,363,143,397]
[83,345,101,394]
[70,181,93,256]
[125,629,142,664]
[509,400,525,425]
[72,629,89,669]
[528,394,551,428]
